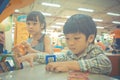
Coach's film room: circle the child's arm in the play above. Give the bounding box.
[46,54,112,74]
[16,52,46,67]
[46,61,80,72]
[17,53,38,67]
[78,54,112,75]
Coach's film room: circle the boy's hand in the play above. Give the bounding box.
[17,54,35,67]
[46,62,69,72]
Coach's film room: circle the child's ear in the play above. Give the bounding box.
[88,35,95,43]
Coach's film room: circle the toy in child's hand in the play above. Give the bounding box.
[12,44,27,57]
[68,71,89,80]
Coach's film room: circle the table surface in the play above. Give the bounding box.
[0,63,119,80]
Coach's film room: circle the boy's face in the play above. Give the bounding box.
[65,33,91,56]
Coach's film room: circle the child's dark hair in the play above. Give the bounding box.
[63,14,97,43]
[26,11,46,30]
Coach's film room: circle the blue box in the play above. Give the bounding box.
[45,55,56,64]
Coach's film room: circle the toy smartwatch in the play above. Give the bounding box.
[45,54,56,64]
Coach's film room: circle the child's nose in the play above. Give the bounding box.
[28,25,33,28]
[68,40,74,45]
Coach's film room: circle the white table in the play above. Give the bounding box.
[0,64,118,80]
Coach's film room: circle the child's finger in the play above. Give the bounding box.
[27,58,34,67]
[46,63,57,71]
[54,66,69,72]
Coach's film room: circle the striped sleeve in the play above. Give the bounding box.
[34,53,46,63]
[34,52,69,63]
[78,54,112,75]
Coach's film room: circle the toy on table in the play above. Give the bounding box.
[68,71,89,80]
[45,54,56,64]
[0,54,23,73]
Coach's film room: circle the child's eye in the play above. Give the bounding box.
[26,22,30,26]
[33,22,37,25]
[65,38,69,40]
[74,37,80,40]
